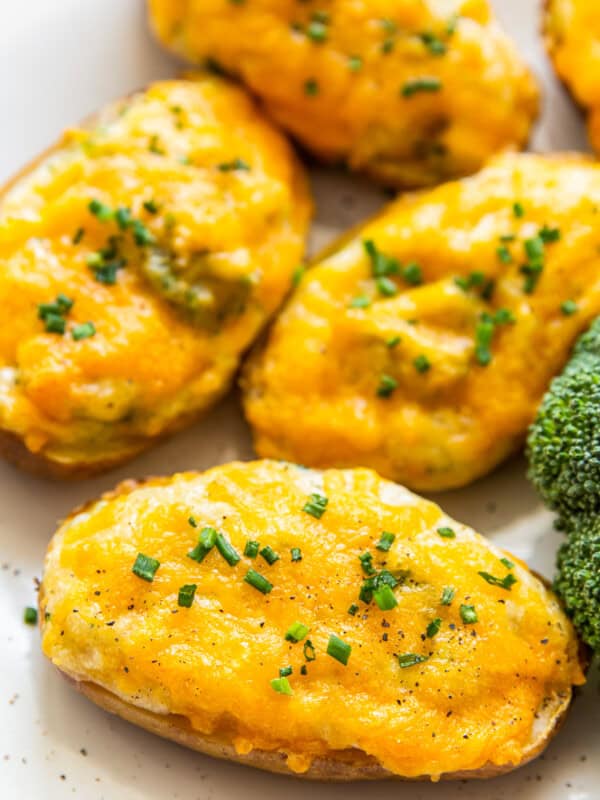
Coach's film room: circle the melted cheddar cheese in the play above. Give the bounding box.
[147,0,539,188]
[0,75,311,470]
[243,153,600,491]
[41,460,584,779]
[545,0,600,153]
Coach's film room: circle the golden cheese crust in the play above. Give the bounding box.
[544,0,600,153]
[40,460,584,780]
[0,75,311,476]
[242,153,600,491]
[147,0,539,188]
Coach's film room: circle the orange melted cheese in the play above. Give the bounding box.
[0,76,311,468]
[147,0,538,187]
[243,153,600,491]
[545,1,600,152]
[41,460,583,779]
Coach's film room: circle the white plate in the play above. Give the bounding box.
[0,1,598,798]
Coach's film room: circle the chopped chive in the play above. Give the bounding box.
[88,199,114,222]
[71,321,96,341]
[40,312,66,334]
[244,540,260,558]
[131,219,155,247]
[413,354,431,373]
[285,622,310,642]
[132,553,160,582]
[279,666,292,677]
[143,199,159,214]
[244,568,273,594]
[385,335,401,348]
[376,531,395,552]
[440,586,455,606]
[73,227,85,244]
[403,262,423,285]
[377,374,398,397]
[303,493,328,519]
[373,584,398,611]
[327,634,351,665]
[306,20,328,42]
[349,295,371,308]
[478,571,517,590]
[348,603,359,616]
[270,677,293,695]
[218,157,250,172]
[460,604,478,624]
[359,552,376,576]
[426,617,442,638]
[177,584,197,608]
[304,78,319,96]
[24,607,38,625]
[115,206,132,230]
[292,265,305,287]
[215,533,241,566]
[376,276,397,297]
[291,547,302,562]
[188,516,198,528]
[303,639,316,661]
[364,239,400,278]
[187,526,218,562]
[539,225,560,243]
[419,31,447,55]
[437,526,455,539]
[500,234,516,243]
[496,245,513,264]
[500,556,515,569]
[259,545,280,565]
[455,271,485,292]
[561,299,578,316]
[475,316,495,366]
[397,653,428,668]
[300,664,308,675]
[513,201,525,218]
[401,77,442,97]
[348,55,363,72]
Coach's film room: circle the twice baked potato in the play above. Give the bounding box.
[0,75,311,477]
[544,0,600,153]
[40,460,584,781]
[243,153,600,491]
[147,0,539,188]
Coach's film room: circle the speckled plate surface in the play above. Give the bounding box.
[0,1,599,798]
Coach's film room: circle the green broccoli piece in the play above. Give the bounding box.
[554,517,600,651]
[527,317,600,527]
[527,317,600,651]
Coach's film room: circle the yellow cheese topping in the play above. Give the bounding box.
[41,460,583,779]
[147,0,538,187]
[243,153,600,491]
[545,0,600,152]
[0,75,311,469]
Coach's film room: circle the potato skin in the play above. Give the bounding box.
[544,0,600,153]
[147,0,539,188]
[0,76,311,477]
[40,460,584,780]
[242,153,600,491]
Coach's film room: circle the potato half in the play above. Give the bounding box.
[0,75,311,477]
[147,0,539,188]
[40,460,584,781]
[544,0,600,153]
[242,153,600,491]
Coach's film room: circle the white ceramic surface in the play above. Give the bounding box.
[0,1,598,798]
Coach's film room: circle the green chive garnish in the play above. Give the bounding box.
[419,32,447,55]
[539,225,560,243]
[397,653,428,668]
[385,335,401,348]
[291,547,302,562]
[178,584,197,607]
[303,493,328,519]
[88,199,114,222]
[71,322,96,341]
[376,531,395,551]
[143,199,159,214]
[403,262,423,285]
[304,78,319,96]
[215,533,241,566]
[244,540,260,558]
[260,545,280,565]
[218,158,250,172]
[285,622,310,642]
[413,354,431,373]
[437,526,455,539]
[188,516,198,527]
[132,553,160,582]
[561,299,578,316]
[373,584,398,611]
[327,634,351,665]
[500,556,515,569]
[460,604,478,624]
[440,586,455,606]
[188,526,218,563]
[244,569,273,594]
[359,552,376,576]
[348,603,359,616]
[496,245,512,264]
[377,374,398,397]
[73,227,85,244]
[303,640,316,661]
[348,55,363,72]
[401,77,442,97]
[513,201,525,218]
[24,607,38,625]
[279,666,292,677]
[292,265,305,287]
[270,677,293,695]
[478,571,517,590]
[426,617,442,638]
[349,295,371,309]
[115,206,132,230]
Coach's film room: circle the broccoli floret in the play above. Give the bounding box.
[527,317,600,526]
[554,517,600,652]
